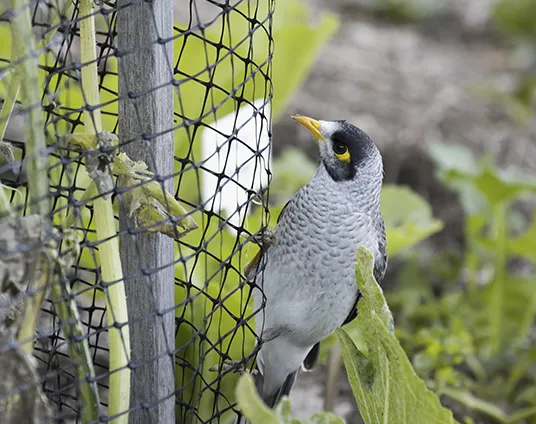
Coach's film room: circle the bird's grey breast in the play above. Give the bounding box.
[255,174,382,345]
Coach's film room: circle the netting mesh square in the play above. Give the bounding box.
[0,0,274,422]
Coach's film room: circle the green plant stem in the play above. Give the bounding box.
[51,275,101,422]
[9,0,50,356]
[507,406,536,424]
[324,343,342,412]
[489,203,507,355]
[465,222,479,296]
[79,0,130,422]
[440,386,536,424]
[506,346,536,394]
[94,197,130,422]
[10,0,49,217]
[0,24,20,144]
[17,257,48,353]
[79,0,102,133]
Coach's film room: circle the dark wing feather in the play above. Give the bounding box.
[302,342,321,371]
[276,199,291,223]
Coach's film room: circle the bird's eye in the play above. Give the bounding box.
[333,142,348,155]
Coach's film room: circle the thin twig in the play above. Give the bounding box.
[324,343,343,412]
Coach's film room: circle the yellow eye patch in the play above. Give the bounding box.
[333,143,351,163]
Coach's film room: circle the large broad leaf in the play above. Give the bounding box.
[380,185,443,256]
[336,247,457,424]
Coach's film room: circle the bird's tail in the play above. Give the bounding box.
[235,369,299,424]
[261,370,299,409]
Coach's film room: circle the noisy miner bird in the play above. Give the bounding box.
[244,115,387,411]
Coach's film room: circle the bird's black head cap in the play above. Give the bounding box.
[326,120,377,181]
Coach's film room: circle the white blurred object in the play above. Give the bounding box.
[200,99,272,231]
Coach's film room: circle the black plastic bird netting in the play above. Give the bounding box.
[0,0,273,422]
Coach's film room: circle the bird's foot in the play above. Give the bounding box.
[209,359,258,376]
[252,227,275,248]
[240,227,275,248]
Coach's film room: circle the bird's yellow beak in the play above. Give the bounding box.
[291,115,325,141]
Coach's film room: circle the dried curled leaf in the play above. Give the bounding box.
[115,153,197,239]
[0,346,53,424]
[0,215,52,423]
[83,132,119,198]
[0,141,15,166]
[0,215,44,332]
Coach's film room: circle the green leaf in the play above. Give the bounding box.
[428,141,478,177]
[236,374,280,424]
[381,185,444,256]
[336,247,457,424]
[430,142,536,208]
[471,167,536,206]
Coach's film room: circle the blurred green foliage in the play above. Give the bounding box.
[381,184,443,256]
[372,0,445,23]
[493,0,536,40]
[489,0,536,121]
[383,142,536,423]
